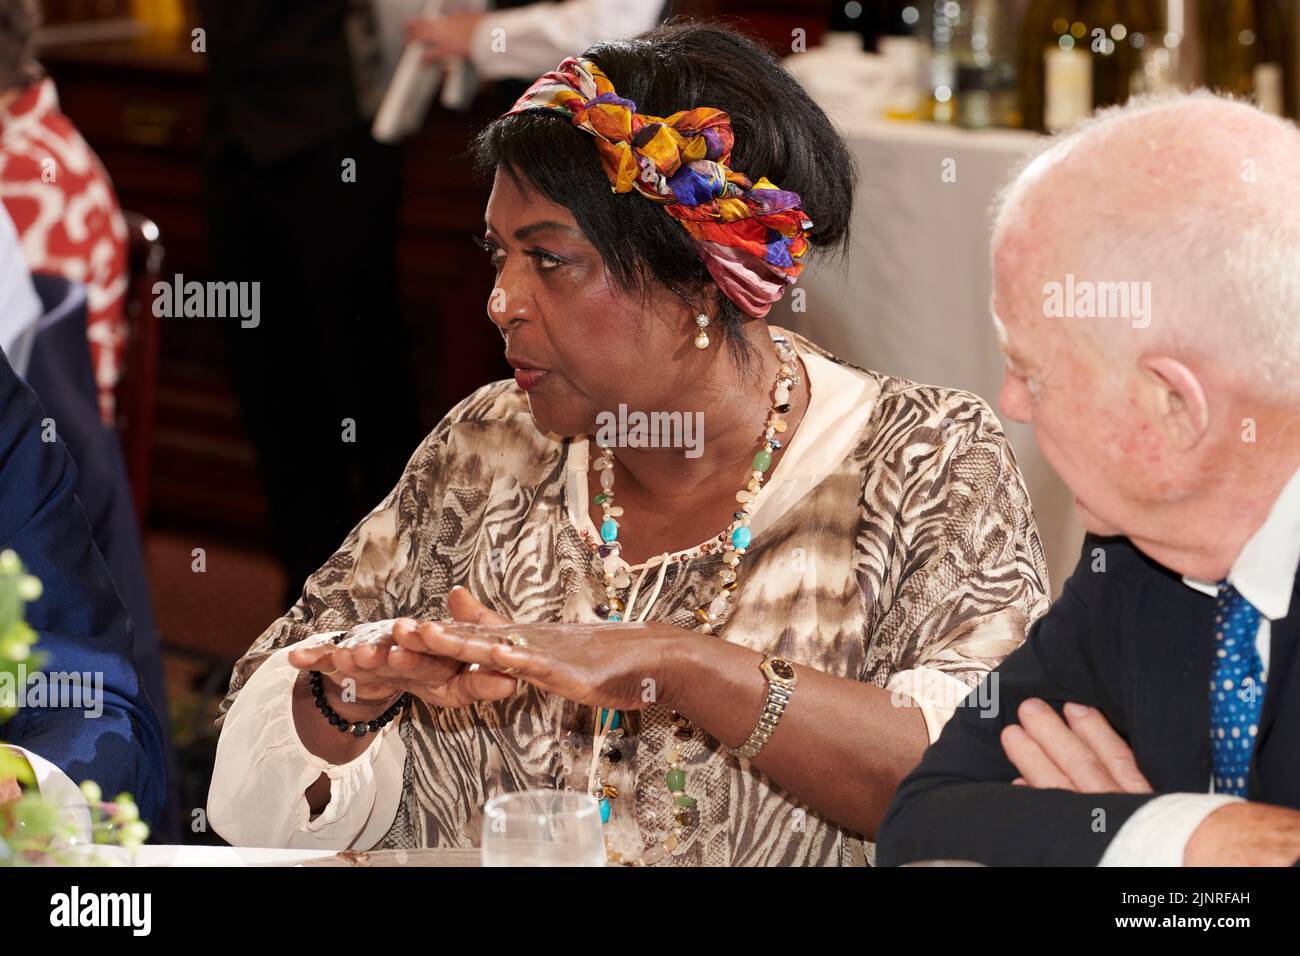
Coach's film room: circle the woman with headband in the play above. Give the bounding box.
[209,22,1048,866]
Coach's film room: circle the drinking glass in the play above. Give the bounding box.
[481,790,605,867]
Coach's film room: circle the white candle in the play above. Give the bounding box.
[1044,46,1093,132]
[1254,63,1285,117]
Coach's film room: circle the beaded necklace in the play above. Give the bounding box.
[584,332,801,866]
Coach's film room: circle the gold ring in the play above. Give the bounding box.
[503,632,528,649]
[319,667,340,677]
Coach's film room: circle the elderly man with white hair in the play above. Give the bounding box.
[878,91,1300,867]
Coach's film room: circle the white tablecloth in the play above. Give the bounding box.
[132,845,338,866]
[775,118,1084,593]
[131,845,482,866]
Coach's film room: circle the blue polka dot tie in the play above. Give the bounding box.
[1209,582,1265,796]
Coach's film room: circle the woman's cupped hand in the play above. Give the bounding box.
[285,614,519,709]
[286,587,690,713]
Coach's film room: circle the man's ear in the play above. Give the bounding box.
[1137,354,1210,450]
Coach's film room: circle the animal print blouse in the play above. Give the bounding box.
[217,332,1050,866]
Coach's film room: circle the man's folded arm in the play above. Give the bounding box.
[877,565,1160,866]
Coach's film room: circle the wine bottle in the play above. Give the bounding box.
[925,0,964,124]
[1087,0,1129,109]
[1124,0,1173,97]
[953,0,1018,128]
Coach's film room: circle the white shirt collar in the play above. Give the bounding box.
[1183,464,1300,621]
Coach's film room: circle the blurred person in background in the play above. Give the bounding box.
[0,0,129,424]
[198,0,424,606]
[405,0,666,104]
[200,0,671,606]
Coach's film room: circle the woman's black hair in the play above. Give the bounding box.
[472,18,858,370]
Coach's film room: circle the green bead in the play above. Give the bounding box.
[666,767,687,792]
[752,449,772,473]
[594,493,611,505]
[673,794,696,809]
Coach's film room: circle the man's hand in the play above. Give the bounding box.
[0,746,33,806]
[1001,699,1153,793]
[1185,802,1300,866]
[406,13,485,62]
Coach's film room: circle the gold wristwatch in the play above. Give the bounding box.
[731,657,798,760]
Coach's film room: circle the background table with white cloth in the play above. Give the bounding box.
[776,118,1085,593]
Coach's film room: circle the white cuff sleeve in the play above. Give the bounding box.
[885,667,983,743]
[469,0,663,81]
[207,638,407,850]
[5,746,92,844]
[1098,793,1243,866]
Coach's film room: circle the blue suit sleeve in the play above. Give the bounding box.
[877,541,1158,865]
[0,349,165,825]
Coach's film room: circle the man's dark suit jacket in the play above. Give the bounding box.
[877,535,1300,866]
[0,347,165,824]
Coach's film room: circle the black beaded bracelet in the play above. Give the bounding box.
[309,670,408,738]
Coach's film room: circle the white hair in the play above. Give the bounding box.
[992,90,1300,403]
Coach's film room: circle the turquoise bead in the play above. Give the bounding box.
[599,797,610,824]
[599,708,620,731]
[600,518,618,543]
[731,526,752,549]
[608,613,622,622]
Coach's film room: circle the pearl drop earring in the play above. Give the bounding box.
[693,313,710,350]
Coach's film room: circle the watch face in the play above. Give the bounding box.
[768,659,795,681]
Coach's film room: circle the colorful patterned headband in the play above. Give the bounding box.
[504,56,814,319]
